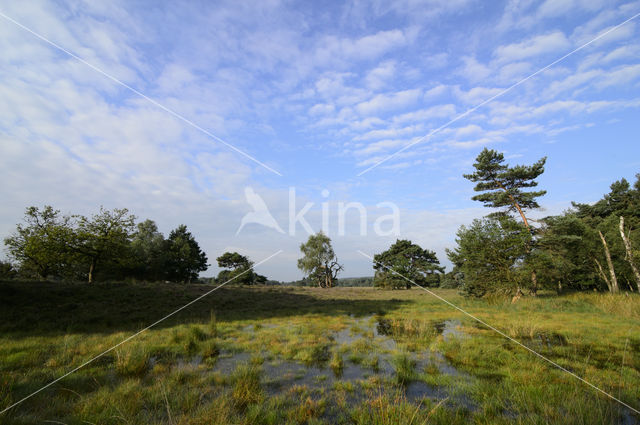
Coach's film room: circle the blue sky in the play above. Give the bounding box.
[1,0,640,280]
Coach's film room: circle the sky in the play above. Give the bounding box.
[1,0,640,281]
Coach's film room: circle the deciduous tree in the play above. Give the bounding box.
[4,206,74,279]
[297,232,343,288]
[72,207,136,283]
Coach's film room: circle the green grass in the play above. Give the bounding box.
[0,281,638,424]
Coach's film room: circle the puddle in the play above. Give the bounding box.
[262,358,372,397]
[521,332,568,350]
[332,327,359,345]
[175,315,477,413]
[406,380,446,402]
[211,351,251,373]
[435,320,464,340]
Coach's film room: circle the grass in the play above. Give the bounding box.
[0,281,638,424]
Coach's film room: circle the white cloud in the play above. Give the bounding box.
[458,56,492,82]
[537,0,609,19]
[365,60,397,89]
[392,104,456,124]
[423,84,448,100]
[453,86,503,104]
[309,103,335,116]
[494,31,570,63]
[355,124,424,141]
[355,89,422,115]
[314,29,409,66]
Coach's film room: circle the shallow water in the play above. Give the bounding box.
[169,314,475,411]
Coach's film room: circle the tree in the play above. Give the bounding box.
[4,206,74,279]
[464,148,546,295]
[533,214,600,292]
[372,240,444,289]
[0,260,17,280]
[165,225,209,283]
[619,216,640,292]
[297,232,343,288]
[573,177,640,292]
[130,219,166,281]
[216,252,256,285]
[447,216,530,297]
[71,207,136,283]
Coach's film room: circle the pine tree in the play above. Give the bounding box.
[464,148,547,296]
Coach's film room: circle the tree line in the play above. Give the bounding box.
[293,148,640,298]
[447,148,640,298]
[3,206,208,283]
[3,150,638,297]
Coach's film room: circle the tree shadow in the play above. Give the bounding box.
[0,281,408,337]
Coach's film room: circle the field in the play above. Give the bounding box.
[0,281,638,424]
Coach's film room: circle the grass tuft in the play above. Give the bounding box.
[231,364,264,410]
[115,344,149,377]
[208,310,218,337]
[201,340,220,359]
[391,352,416,385]
[329,350,344,377]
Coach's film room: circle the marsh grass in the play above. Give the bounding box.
[208,310,218,337]
[351,388,456,425]
[200,340,219,359]
[392,352,416,385]
[1,282,638,424]
[114,344,149,378]
[328,350,344,378]
[231,364,263,410]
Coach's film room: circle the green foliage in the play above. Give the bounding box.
[447,215,530,297]
[440,266,464,289]
[0,261,17,280]
[533,214,600,292]
[4,206,75,280]
[3,206,211,284]
[129,219,167,281]
[165,224,209,283]
[72,207,136,282]
[463,148,547,215]
[373,239,444,289]
[297,232,343,288]
[216,252,260,285]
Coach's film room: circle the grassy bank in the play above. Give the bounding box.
[0,281,638,424]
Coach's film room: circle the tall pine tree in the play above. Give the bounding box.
[464,148,547,296]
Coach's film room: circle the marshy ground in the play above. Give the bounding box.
[0,282,638,424]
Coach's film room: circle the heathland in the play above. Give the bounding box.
[1,281,638,424]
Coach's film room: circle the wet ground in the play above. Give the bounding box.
[163,314,477,413]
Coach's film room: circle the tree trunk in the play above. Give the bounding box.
[88,258,96,284]
[594,258,613,292]
[619,216,640,292]
[497,183,538,294]
[598,230,618,293]
[530,271,538,296]
[511,287,523,303]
